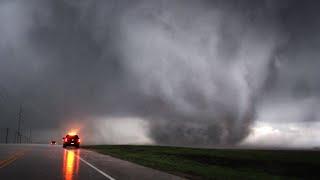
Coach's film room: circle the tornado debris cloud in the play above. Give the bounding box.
[0,0,320,146]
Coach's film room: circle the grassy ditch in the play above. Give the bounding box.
[83,145,320,179]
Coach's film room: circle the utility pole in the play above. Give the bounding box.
[17,105,22,144]
[28,128,32,144]
[5,128,9,144]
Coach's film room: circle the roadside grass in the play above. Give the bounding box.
[82,145,320,179]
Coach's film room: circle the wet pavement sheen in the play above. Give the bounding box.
[0,144,183,180]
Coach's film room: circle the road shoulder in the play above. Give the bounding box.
[79,149,184,180]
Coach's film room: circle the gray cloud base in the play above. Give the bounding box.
[0,0,319,146]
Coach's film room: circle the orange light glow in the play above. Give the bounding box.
[68,131,77,136]
[63,149,80,180]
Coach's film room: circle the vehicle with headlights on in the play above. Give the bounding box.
[51,140,57,145]
[62,134,80,148]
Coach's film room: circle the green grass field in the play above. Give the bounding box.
[83,145,320,179]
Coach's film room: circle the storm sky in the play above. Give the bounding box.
[0,0,320,147]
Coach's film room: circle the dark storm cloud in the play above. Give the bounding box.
[257,0,320,124]
[0,0,319,145]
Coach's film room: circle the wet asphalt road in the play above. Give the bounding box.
[0,144,183,180]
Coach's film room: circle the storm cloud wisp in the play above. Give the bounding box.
[0,0,319,147]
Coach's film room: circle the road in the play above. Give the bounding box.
[0,144,183,180]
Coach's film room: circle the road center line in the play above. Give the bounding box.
[0,151,25,168]
[70,150,116,180]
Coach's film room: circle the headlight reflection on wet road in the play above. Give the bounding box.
[63,149,80,180]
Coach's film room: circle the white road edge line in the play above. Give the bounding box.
[72,151,116,180]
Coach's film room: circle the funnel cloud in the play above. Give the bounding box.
[0,0,320,147]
